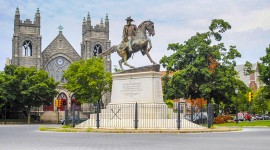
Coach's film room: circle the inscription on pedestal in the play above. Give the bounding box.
[121,82,143,97]
[111,71,164,104]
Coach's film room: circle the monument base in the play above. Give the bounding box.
[76,70,205,129]
[110,71,164,104]
[76,103,205,129]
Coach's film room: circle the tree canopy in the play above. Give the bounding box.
[63,57,112,104]
[258,46,270,92]
[252,87,270,114]
[0,65,58,123]
[160,19,248,105]
[256,45,270,114]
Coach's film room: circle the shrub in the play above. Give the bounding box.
[39,126,47,131]
[164,99,174,108]
[214,115,233,124]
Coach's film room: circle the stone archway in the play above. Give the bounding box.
[57,92,68,111]
[71,94,81,110]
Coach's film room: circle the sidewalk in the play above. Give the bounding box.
[89,126,241,133]
[38,126,241,133]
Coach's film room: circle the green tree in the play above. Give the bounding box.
[0,71,5,118]
[13,66,58,124]
[1,65,58,123]
[63,57,112,104]
[0,65,21,120]
[160,19,248,107]
[258,45,270,100]
[162,72,173,100]
[252,87,270,114]
[18,67,58,124]
[258,46,270,84]
[243,61,255,76]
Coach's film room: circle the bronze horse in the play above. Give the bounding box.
[101,20,157,70]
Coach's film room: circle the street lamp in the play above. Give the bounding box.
[235,88,239,124]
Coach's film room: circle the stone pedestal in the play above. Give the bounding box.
[76,70,204,129]
[110,71,164,104]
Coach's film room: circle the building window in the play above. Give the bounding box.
[93,44,102,57]
[57,92,68,107]
[22,40,32,56]
[57,92,67,99]
[44,56,71,83]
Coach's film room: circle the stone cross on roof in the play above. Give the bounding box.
[58,25,63,31]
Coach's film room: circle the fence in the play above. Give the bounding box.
[72,102,214,129]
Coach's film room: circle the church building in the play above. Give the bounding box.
[10,8,111,120]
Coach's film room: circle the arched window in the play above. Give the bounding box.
[22,40,32,56]
[44,56,71,83]
[93,44,102,57]
[57,92,67,100]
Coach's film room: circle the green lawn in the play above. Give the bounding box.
[215,120,270,127]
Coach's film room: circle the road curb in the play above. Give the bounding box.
[89,127,241,133]
[38,126,242,133]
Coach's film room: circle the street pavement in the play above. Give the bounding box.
[0,125,269,150]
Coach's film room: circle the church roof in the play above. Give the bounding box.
[234,63,261,89]
[42,31,81,65]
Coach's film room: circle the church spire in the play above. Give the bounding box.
[15,7,20,15]
[35,8,40,26]
[36,8,40,13]
[82,17,86,34]
[100,18,104,27]
[14,7,20,28]
[105,14,109,34]
[87,12,91,21]
[86,12,91,30]
[105,14,109,21]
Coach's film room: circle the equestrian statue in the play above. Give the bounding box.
[101,16,157,70]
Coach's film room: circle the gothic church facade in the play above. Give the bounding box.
[11,8,111,112]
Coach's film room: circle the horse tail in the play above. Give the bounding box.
[100,45,117,56]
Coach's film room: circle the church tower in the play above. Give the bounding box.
[12,8,42,69]
[81,13,112,106]
[81,13,111,72]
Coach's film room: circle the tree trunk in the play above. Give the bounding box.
[27,107,31,124]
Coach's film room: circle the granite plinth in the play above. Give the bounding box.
[110,71,163,104]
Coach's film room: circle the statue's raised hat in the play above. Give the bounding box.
[125,16,134,22]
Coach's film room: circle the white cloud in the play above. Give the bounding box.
[219,8,270,33]
[1,0,270,71]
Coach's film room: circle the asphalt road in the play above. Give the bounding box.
[0,125,269,150]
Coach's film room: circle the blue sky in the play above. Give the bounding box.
[1,0,270,71]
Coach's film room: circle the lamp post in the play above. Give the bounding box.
[235,88,239,124]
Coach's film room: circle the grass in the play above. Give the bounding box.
[215,120,270,127]
[38,126,94,132]
[38,127,241,133]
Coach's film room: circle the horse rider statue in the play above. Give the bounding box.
[101,17,156,70]
[122,16,137,52]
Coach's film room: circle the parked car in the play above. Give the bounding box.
[185,112,208,124]
[261,115,270,120]
[254,115,263,120]
[236,113,244,121]
[254,115,270,120]
[60,116,88,125]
